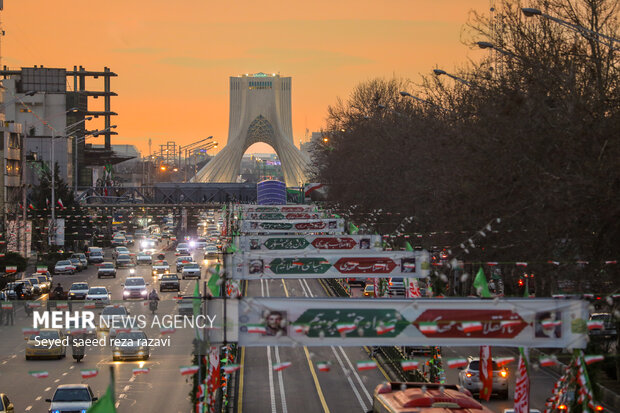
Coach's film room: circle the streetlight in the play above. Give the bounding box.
[475,41,515,57]
[433,69,472,86]
[522,7,620,50]
[399,91,437,106]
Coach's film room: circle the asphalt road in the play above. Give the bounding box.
[0,243,207,413]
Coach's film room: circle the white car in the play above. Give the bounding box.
[152,260,170,279]
[68,282,89,301]
[99,305,131,336]
[54,260,76,275]
[136,252,152,265]
[113,246,130,259]
[204,245,219,258]
[175,243,190,255]
[140,238,158,253]
[46,384,97,413]
[85,286,111,307]
[122,277,148,300]
[182,263,201,279]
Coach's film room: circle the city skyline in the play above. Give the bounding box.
[1,0,490,155]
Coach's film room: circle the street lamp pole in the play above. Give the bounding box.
[433,69,472,86]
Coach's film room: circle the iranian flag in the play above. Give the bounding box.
[500,320,522,329]
[317,362,331,372]
[56,302,69,310]
[180,365,200,375]
[418,322,438,333]
[36,266,48,273]
[57,198,64,209]
[336,323,357,334]
[513,348,530,413]
[273,361,292,372]
[479,345,493,401]
[376,323,396,335]
[401,360,419,371]
[5,266,17,273]
[247,325,267,334]
[584,355,604,365]
[461,321,483,334]
[83,302,96,309]
[446,358,468,369]
[541,319,561,329]
[81,369,98,379]
[133,368,150,375]
[356,360,377,371]
[160,327,176,335]
[495,357,515,367]
[293,324,308,334]
[28,301,42,308]
[539,357,557,367]
[223,364,241,374]
[22,328,39,335]
[29,371,49,378]
[515,262,528,267]
[1,302,13,310]
[587,320,605,330]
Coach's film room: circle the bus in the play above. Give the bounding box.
[371,382,494,413]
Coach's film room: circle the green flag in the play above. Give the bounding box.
[207,263,221,297]
[87,384,116,413]
[348,222,359,235]
[226,243,239,253]
[473,267,492,298]
[333,214,341,218]
[405,241,413,252]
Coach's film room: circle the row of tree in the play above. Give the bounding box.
[312,0,619,296]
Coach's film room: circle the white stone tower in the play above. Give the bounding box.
[194,73,309,187]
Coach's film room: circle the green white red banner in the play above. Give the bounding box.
[240,219,345,234]
[237,235,383,252]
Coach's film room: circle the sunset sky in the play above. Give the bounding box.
[1,0,492,155]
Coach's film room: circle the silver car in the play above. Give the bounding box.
[458,357,509,399]
[46,384,96,413]
[112,330,150,361]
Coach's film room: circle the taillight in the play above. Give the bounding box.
[466,372,472,377]
[500,370,507,378]
[558,405,568,410]
[595,406,604,412]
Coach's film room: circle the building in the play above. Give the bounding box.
[0,66,124,190]
[300,131,324,160]
[194,73,309,187]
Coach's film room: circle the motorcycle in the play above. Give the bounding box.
[72,343,85,362]
[149,299,158,314]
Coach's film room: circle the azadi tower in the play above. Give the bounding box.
[193,73,309,187]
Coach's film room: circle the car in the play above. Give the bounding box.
[54,260,76,275]
[70,253,88,269]
[85,286,111,307]
[387,277,405,296]
[46,384,97,413]
[68,282,89,300]
[97,262,117,278]
[125,234,135,245]
[182,263,201,279]
[113,246,130,259]
[122,277,148,300]
[69,257,84,272]
[175,255,194,272]
[204,245,219,258]
[35,274,51,293]
[112,330,150,361]
[24,278,42,296]
[363,284,375,297]
[160,274,180,292]
[111,235,127,246]
[140,238,158,253]
[115,254,133,268]
[589,313,617,340]
[88,249,104,264]
[458,357,509,399]
[194,238,208,249]
[152,260,170,279]
[175,242,190,255]
[0,393,14,413]
[2,281,32,300]
[99,305,130,333]
[135,229,149,239]
[25,328,66,360]
[136,252,153,265]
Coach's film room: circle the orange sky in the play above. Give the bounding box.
[1,0,492,155]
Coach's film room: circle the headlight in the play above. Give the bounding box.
[52,410,61,413]
[70,292,75,295]
[114,350,121,355]
[189,241,196,248]
[123,291,130,296]
[141,290,147,295]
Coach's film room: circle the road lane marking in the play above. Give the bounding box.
[123,385,131,392]
[338,346,373,404]
[45,387,51,391]
[69,366,74,369]
[119,393,126,399]
[330,345,367,411]
[274,346,288,413]
[364,346,391,381]
[281,279,289,297]
[266,345,277,413]
[115,402,120,408]
[62,372,68,376]
[25,405,32,411]
[36,396,42,401]
[54,379,60,383]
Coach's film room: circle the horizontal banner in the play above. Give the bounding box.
[235,205,320,213]
[241,211,326,220]
[240,219,345,234]
[221,298,588,348]
[228,250,431,280]
[237,235,383,252]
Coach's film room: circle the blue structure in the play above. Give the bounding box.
[257,180,286,205]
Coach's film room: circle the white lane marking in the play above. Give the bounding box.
[119,393,126,399]
[25,406,32,411]
[62,372,68,376]
[36,396,42,401]
[1,360,6,364]
[263,279,277,413]
[124,385,131,392]
[338,346,373,404]
[54,379,60,383]
[69,365,75,370]
[330,345,368,411]
[10,354,16,358]
[45,387,51,391]
[274,346,288,413]
[115,402,120,408]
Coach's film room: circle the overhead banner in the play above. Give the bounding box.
[240,219,345,234]
[237,205,319,213]
[241,211,325,220]
[237,235,383,252]
[217,298,588,348]
[228,250,430,280]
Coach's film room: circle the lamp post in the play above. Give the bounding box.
[433,69,472,86]
[399,91,439,107]
[522,7,620,50]
[475,41,515,57]
[178,136,213,179]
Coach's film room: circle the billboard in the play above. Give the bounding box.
[217,298,588,348]
[240,219,345,234]
[237,235,383,252]
[228,250,430,280]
